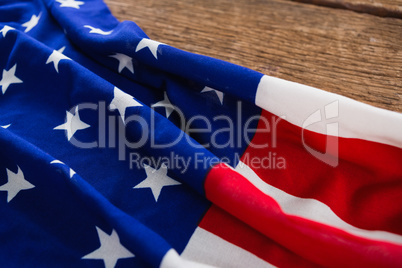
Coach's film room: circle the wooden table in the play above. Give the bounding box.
[104,0,402,112]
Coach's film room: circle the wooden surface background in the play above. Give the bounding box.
[104,0,402,112]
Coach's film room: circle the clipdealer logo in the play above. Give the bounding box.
[57,99,339,169]
[302,100,339,167]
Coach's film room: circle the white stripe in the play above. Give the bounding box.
[181,227,275,268]
[160,248,215,268]
[255,75,402,148]
[235,161,402,245]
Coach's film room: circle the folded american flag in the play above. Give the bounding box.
[0,0,401,267]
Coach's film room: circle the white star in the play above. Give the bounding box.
[84,25,113,35]
[56,0,84,9]
[109,53,134,74]
[50,160,76,178]
[133,164,181,202]
[0,25,14,37]
[0,64,23,94]
[135,38,164,59]
[0,166,35,203]
[82,226,135,268]
[201,86,224,105]
[54,106,90,141]
[46,46,71,73]
[22,13,41,33]
[1,124,10,129]
[151,92,175,118]
[109,87,142,122]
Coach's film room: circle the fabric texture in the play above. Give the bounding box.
[0,0,401,267]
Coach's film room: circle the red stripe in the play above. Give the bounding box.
[199,205,319,268]
[204,163,402,267]
[241,110,402,235]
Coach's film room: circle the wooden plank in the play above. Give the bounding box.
[292,0,402,18]
[104,0,402,112]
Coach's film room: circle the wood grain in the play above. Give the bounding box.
[104,0,402,112]
[292,0,402,18]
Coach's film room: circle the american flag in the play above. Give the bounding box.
[0,0,401,267]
